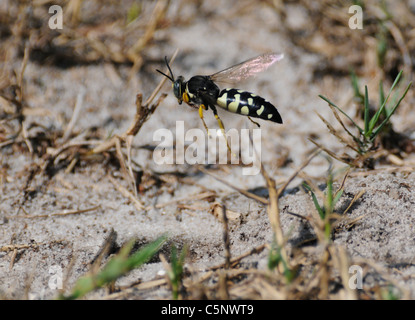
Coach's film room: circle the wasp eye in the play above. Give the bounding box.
[173,81,181,99]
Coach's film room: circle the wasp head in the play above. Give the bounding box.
[156,56,186,105]
[172,76,186,104]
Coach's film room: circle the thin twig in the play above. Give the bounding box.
[198,167,268,205]
[276,149,320,197]
[90,229,118,273]
[108,175,144,211]
[209,244,267,271]
[146,191,216,210]
[92,49,179,155]
[62,88,85,142]
[221,204,231,269]
[343,189,365,215]
[7,205,100,219]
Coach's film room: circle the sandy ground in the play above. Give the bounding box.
[1,0,415,299]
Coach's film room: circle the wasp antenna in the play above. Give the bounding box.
[156,56,176,82]
[156,69,173,82]
[164,56,175,82]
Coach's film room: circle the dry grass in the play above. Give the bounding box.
[273,0,415,79]
[1,0,414,300]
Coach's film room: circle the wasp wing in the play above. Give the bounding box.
[208,52,284,85]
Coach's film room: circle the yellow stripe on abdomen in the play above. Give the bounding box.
[217,90,242,114]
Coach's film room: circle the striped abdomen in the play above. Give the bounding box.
[216,88,282,123]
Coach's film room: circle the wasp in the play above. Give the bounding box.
[156,53,283,144]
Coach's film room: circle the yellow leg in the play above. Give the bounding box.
[214,114,226,136]
[199,105,210,136]
[214,114,233,156]
[200,105,234,156]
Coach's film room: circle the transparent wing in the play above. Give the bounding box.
[209,52,284,85]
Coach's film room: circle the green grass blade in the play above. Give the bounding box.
[350,70,364,103]
[368,71,403,135]
[61,235,167,299]
[325,174,333,214]
[303,182,325,219]
[169,245,187,300]
[379,80,386,117]
[127,2,141,24]
[319,95,363,134]
[333,189,344,207]
[371,81,412,140]
[268,238,295,282]
[363,86,370,136]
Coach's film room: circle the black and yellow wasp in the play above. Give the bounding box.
[156,52,284,137]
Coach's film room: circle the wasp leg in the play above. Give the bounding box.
[199,105,210,136]
[210,106,233,155]
[248,116,261,128]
